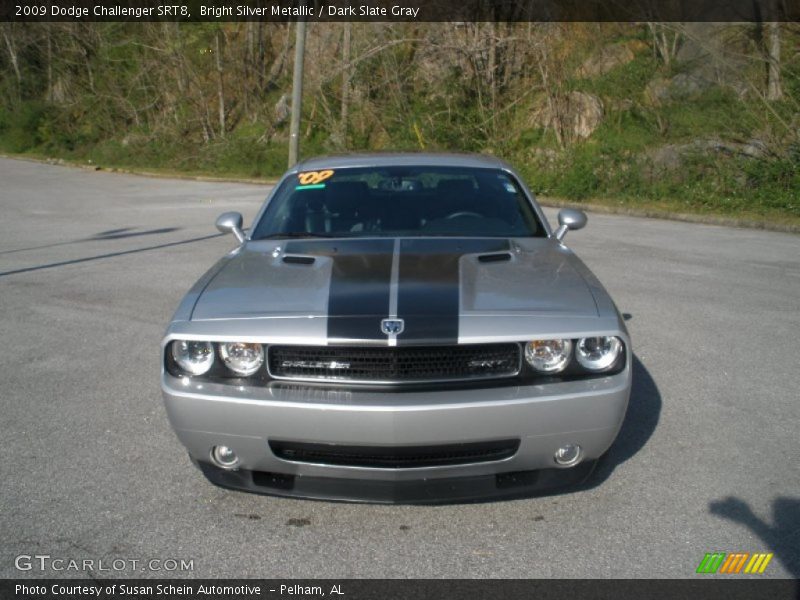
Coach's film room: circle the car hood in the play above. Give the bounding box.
[190,237,600,343]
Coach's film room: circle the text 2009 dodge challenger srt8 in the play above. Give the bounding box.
[161,153,632,503]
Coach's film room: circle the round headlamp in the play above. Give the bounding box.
[524,339,572,373]
[171,340,214,375]
[576,336,623,371]
[219,342,264,376]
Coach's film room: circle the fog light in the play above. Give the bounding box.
[210,445,239,469]
[554,443,582,467]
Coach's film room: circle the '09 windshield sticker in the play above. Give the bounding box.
[298,170,334,185]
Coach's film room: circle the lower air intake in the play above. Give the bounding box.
[269,439,521,469]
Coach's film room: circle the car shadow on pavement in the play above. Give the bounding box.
[580,354,661,490]
[0,227,182,256]
[0,232,222,278]
[708,496,800,581]
[89,227,180,240]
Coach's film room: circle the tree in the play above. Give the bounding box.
[766,22,783,101]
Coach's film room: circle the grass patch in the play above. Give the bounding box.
[572,51,658,100]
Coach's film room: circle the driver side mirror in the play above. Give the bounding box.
[216,211,246,243]
[554,209,587,241]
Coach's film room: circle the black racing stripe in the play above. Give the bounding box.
[397,239,510,345]
[284,239,394,342]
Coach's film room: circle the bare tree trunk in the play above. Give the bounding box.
[534,26,566,148]
[487,22,497,136]
[340,22,352,148]
[173,24,186,95]
[245,21,255,69]
[2,26,22,100]
[242,23,253,118]
[256,21,265,91]
[766,22,783,101]
[79,41,95,93]
[265,24,292,91]
[46,27,53,103]
[215,29,226,137]
[647,23,682,67]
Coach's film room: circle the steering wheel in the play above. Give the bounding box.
[444,211,483,220]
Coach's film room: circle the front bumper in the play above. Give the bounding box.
[162,364,631,502]
[195,458,599,504]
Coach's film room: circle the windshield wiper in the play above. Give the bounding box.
[259,232,337,239]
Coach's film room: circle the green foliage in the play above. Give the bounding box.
[593,108,658,153]
[660,88,757,141]
[76,135,292,180]
[553,148,603,200]
[0,103,47,152]
[573,52,658,100]
[0,22,797,224]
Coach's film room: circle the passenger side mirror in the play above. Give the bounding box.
[216,212,246,243]
[554,209,587,241]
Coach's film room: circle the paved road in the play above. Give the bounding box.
[1,157,798,579]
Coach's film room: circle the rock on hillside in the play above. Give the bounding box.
[646,138,768,173]
[576,42,640,78]
[533,91,605,140]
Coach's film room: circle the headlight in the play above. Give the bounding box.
[171,340,214,375]
[524,339,572,373]
[219,342,264,376]
[576,336,623,371]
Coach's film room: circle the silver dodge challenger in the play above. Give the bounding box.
[161,153,632,503]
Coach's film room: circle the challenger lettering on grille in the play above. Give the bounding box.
[280,360,351,370]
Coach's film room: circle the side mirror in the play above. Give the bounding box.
[215,212,246,243]
[554,209,587,241]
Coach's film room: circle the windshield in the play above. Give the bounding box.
[250,166,545,239]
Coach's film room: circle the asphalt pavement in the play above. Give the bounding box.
[1,157,798,578]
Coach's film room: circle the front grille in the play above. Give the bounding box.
[269,439,520,468]
[267,343,521,384]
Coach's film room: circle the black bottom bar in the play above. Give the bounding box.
[2,579,797,600]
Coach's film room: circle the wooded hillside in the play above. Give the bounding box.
[1,22,798,223]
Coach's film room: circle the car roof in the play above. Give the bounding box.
[292,152,513,173]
